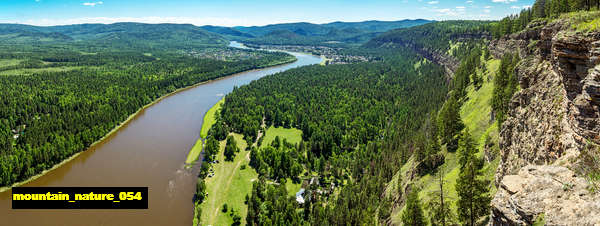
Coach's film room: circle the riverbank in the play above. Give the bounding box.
[0,56,297,193]
[185,51,326,166]
[185,98,225,165]
[200,98,225,140]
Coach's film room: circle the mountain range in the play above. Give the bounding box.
[0,19,432,47]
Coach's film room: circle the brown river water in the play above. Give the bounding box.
[0,42,321,226]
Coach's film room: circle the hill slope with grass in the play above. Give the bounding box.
[189,8,600,225]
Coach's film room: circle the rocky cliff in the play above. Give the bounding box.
[490,18,600,225]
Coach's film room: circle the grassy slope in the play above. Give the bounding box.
[390,58,501,224]
[260,126,303,148]
[562,10,600,32]
[185,98,224,164]
[200,133,257,226]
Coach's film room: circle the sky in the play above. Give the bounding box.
[0,0,535,27]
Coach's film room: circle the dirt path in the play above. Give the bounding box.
[207,138,252,225]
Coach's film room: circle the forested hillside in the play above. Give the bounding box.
[226,20,432,46]
[0,44,295,187]
[193,10,598,224]
[1,4,599,224]
[194,41,451,224]
[0,23,228,49]
[0,20,431,49]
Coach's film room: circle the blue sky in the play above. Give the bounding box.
[0,0,534,26]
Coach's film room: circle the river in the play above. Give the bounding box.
[0,41,322,226]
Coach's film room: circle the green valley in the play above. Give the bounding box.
[2,1,600,225]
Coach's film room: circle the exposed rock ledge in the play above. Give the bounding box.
[491,19,600,225]
[492,165,600,225]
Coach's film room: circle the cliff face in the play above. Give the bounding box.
[490,20,600,225]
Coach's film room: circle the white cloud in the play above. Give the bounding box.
[492,0,517,3]
[523,5,532,8]
[434,8,466,17]
[466,0,474,3]
[484,9,491,13]
[82,1,103,7]
[511,5,521,9]
[456,6,466,9]
[17,16,308,27]
[428,1,439,4]
[484,5,492,8]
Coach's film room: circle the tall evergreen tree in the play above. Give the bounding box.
[204,136,220,162]
[224,135,239,161]
[425,113,441,156]
[492,53,520,127]
[401,188,426,226]
[437,96,464,152]
[457,129,478,168]
[397,174,404,199]
[455,129,491,226]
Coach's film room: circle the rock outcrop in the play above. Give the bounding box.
[492,165,600,225]
[491,19,600,225]
[489,20,549,59]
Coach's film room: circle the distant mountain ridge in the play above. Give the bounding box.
[0,19,432,47]
[227,19,433,45]
[0,22,227,48]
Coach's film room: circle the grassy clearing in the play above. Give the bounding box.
[285,179,303,197]
[0,66,88,75]
[200,133,257,226]
[185,98,224,164]
[0,59,20,67]
[390,58,501,224]
[561,10,600,32]
[261,126,303,148]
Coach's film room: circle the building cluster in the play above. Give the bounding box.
[11,125,25,140]
[182,48,264,61]
[246,44,377,65]
[295,176,338,204]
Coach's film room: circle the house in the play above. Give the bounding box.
[295,188,305,204]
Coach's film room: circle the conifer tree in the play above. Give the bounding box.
[224,135,239,161]
[397,174,403,198]
[492,53,520,127]
[455,129,491,226]
[401,188,426,226]
[437,96,464,152]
